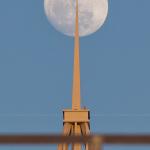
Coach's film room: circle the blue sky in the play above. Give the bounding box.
[0,0,150,149]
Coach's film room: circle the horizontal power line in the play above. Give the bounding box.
[1,114,150,117]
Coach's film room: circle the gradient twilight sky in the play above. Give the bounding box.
[0,0,150,150]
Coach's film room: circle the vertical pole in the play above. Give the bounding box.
[72,123,81,150]
[72,0,81,110]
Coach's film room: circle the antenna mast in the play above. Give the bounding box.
[72,0,81,110]
[58,1,90,150]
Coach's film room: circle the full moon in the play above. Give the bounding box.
[44,0,108,37]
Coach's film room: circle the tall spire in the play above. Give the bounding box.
[72,0,81,110]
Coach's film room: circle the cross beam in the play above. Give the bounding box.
[0,135,150,145]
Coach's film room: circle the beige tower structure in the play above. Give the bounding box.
[58,0,90,150]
